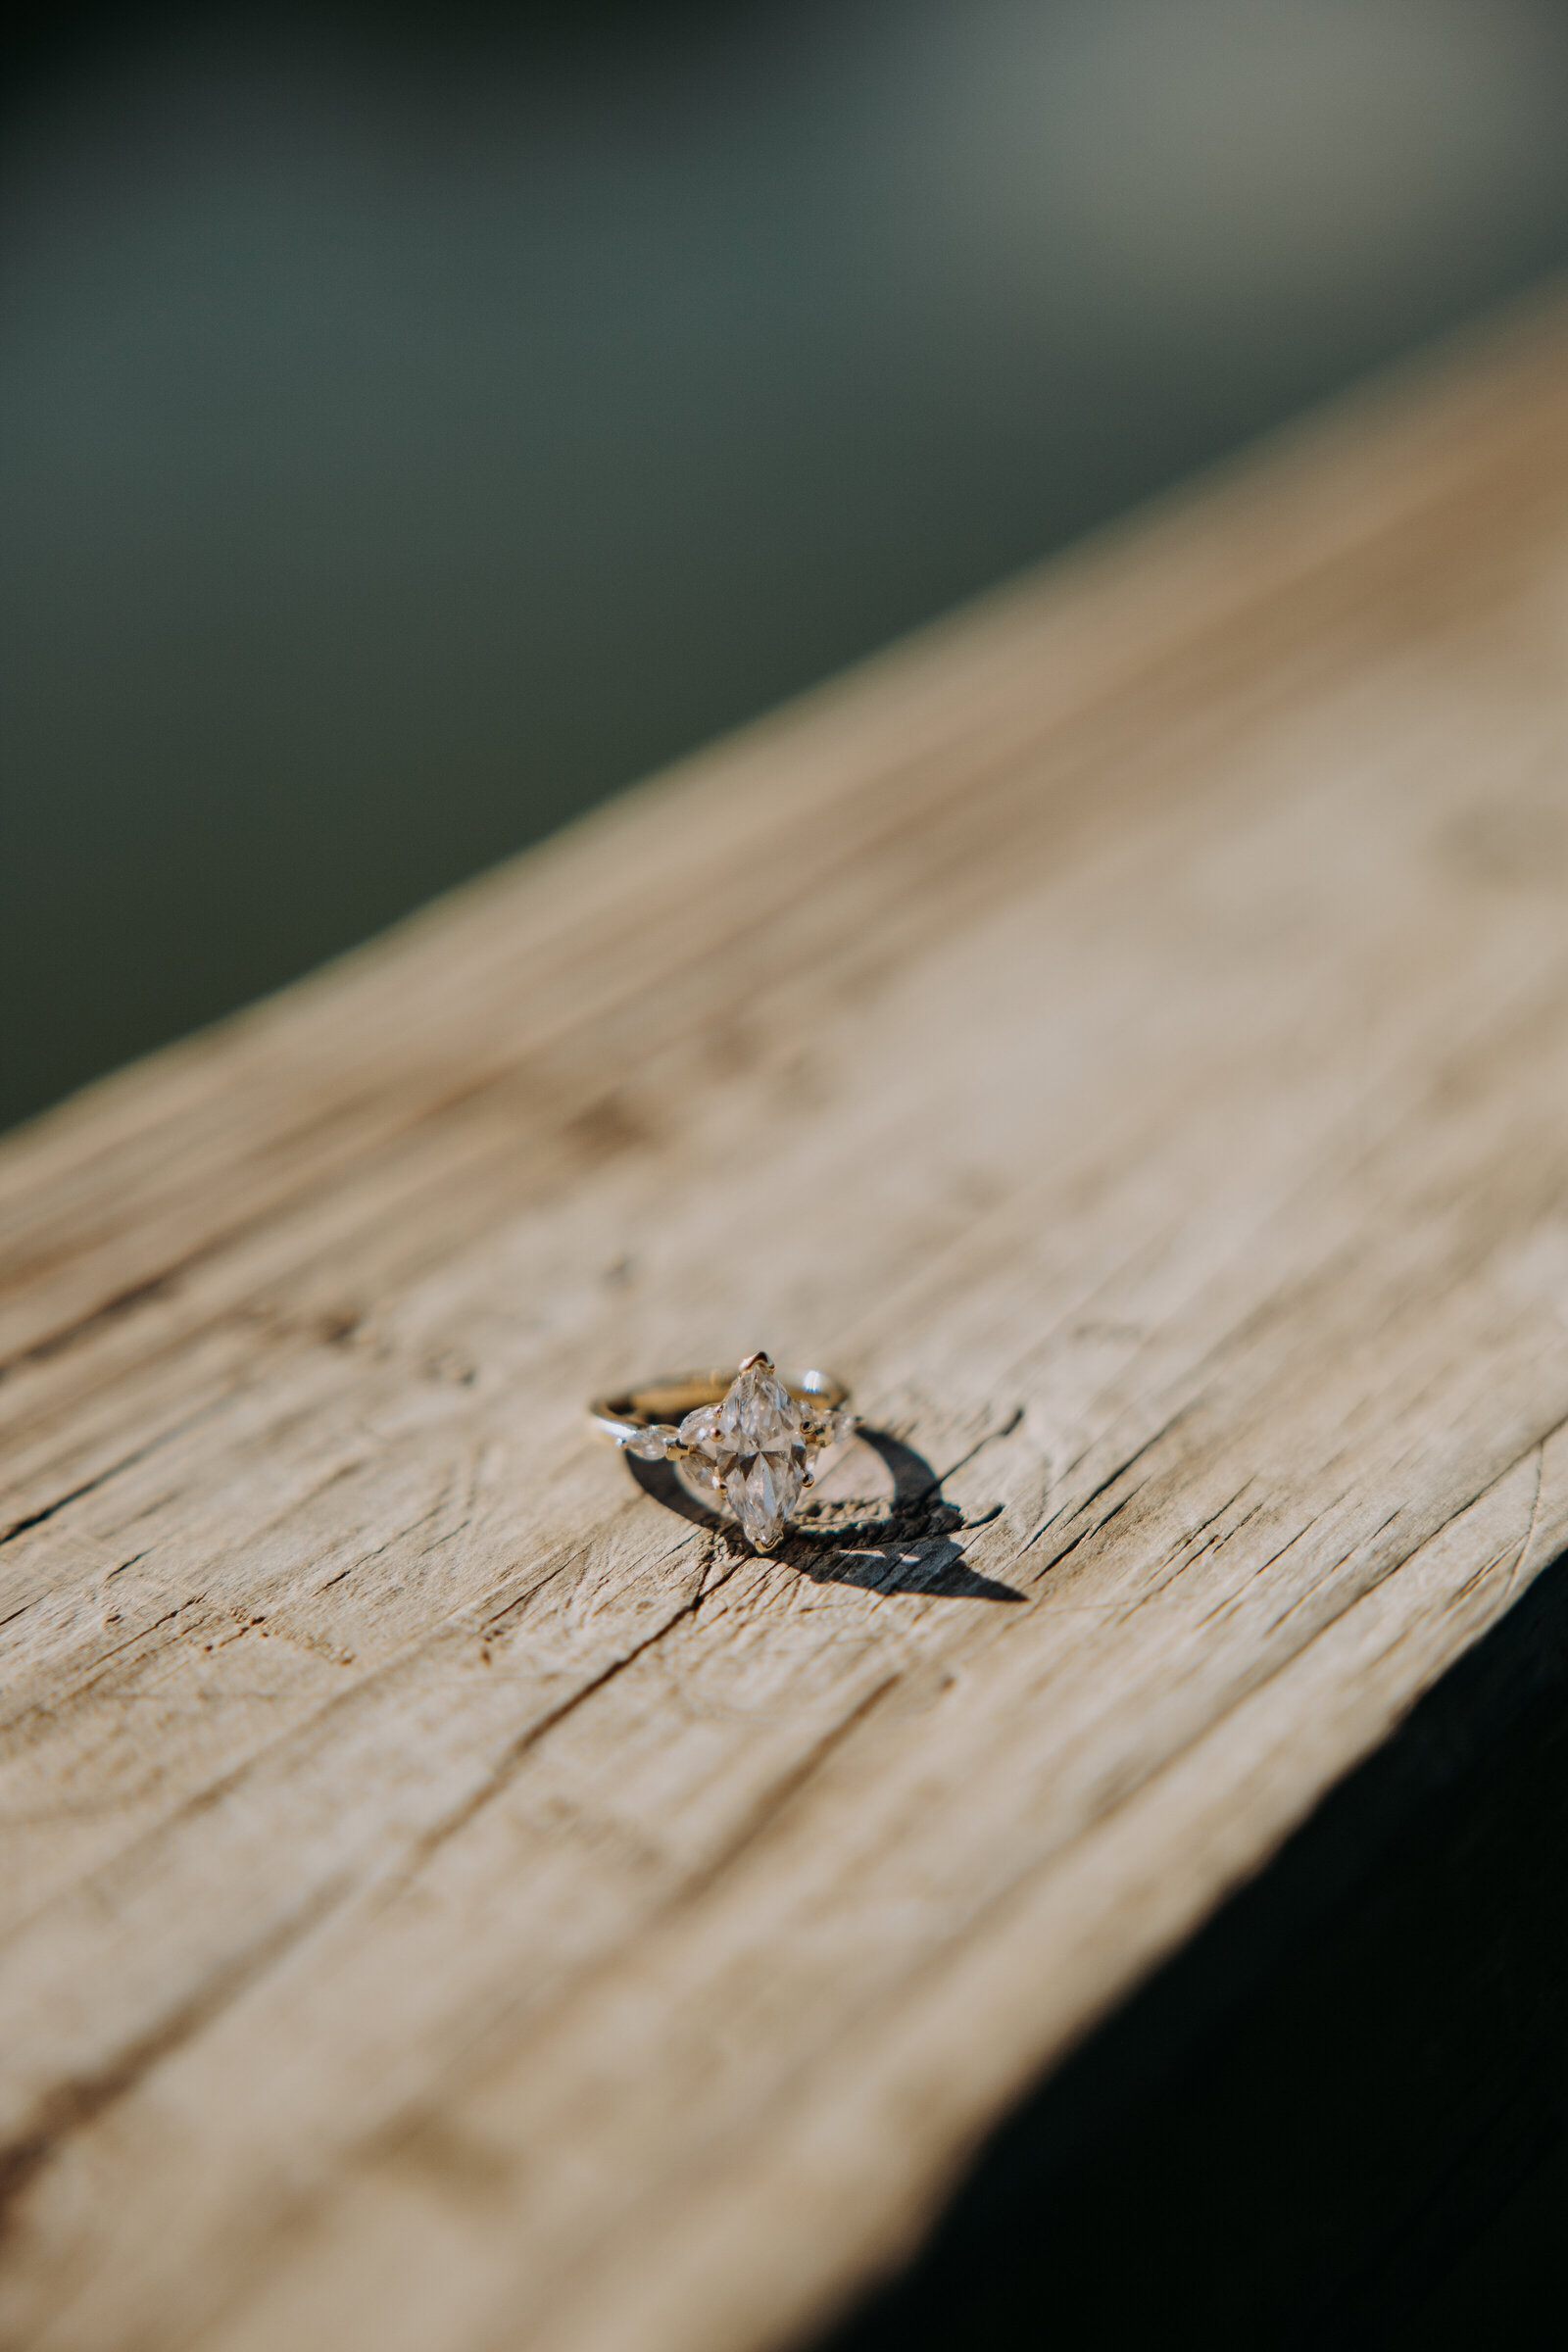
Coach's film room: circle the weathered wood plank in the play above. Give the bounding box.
[4,295,1568,2352]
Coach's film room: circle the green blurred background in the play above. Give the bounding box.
[6,0,1568,1136]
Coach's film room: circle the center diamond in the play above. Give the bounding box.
[680,1357,809,1552]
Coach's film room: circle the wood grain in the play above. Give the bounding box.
[6,292,1568,2352]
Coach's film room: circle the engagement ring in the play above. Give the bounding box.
[589,1351,855,1552]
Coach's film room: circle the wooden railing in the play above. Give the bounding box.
[4,292,1568,2352]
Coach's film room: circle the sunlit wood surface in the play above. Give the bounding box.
[5,294,1568,2352]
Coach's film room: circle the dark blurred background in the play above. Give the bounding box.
[7,0,1568,1136]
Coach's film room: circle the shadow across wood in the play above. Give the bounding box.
[621,1425,1023,1601]
[814,1543,1568,2352]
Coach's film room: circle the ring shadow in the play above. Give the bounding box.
[623,1425,1022,1601]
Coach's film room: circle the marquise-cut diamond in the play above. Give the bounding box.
[712,1358,810,1550]
[623,1423,681,1460]
[671,1401,721,1499]
[804,1405,855,1449]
